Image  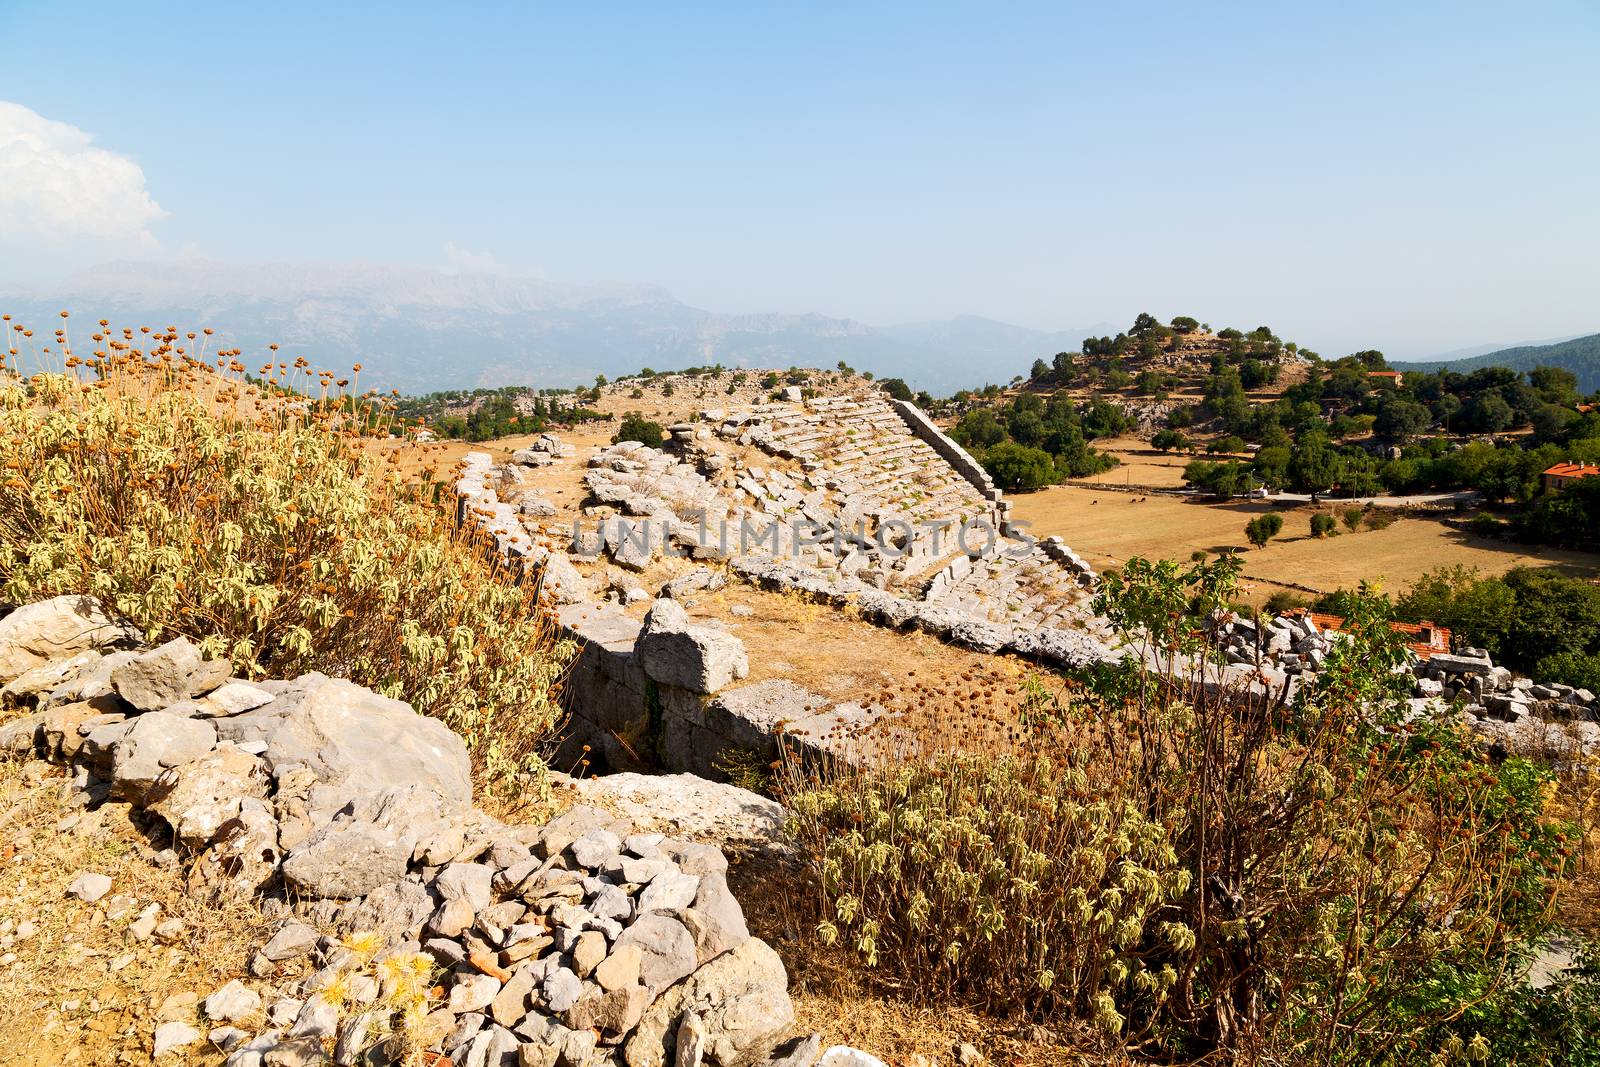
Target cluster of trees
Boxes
[1174,356,1600,546]
[1024,313,1307,395]
[612,412,664,448]
[948,391,1122,490]
[396,386,608,442]
[1378,566,1600,693]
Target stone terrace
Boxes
[453,386,1117,779]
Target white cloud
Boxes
[443,241,505,274]
[0,101,165,246]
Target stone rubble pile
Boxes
[1208,610,1600,758]
[0,595,805,1067]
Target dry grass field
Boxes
[1012,484,1600,605]
[1069,435,1198,488]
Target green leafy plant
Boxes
[0,322,571,788]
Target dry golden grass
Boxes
[1012,484,1600,606]
[0,756,274,1066]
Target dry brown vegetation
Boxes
[0,756,270,1066]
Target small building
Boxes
[1542,461,1600,492]
[1290,610,1452,660]
[1367,370,1404,388]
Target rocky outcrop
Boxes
[0,594,139,682]
[0,595,805,1067]
[637,599,750,695]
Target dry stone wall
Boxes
[0,595,807,1067]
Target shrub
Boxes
[1310,513,1337,538]
[1341,505,1364,533]
[612,412,664,447]
[980,441,1057,491]
[1245,512,1283,548]
[878,377,912,401]
[1151,429,1191,453]
[0,336,570,787]
[1265,589,1310,614]
[1468,512,1505,538]
[783,557,1569,1059]
[1536,651,1600,696]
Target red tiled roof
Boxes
[1367,370,1403,377]
[1543,462,1600,479]
[1286,609,1452,660]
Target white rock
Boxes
[448,974,501,1014]
[153,1021,201,1057]
[204,980,261,1024]
[67,871,112,903]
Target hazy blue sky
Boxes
[1,1,1596,358]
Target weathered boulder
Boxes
[214,674,471,825]
[111,637,230,712]
[281,814,413,900]
[282,783,472,899]
[1,650,102,707]
[148,743,272,847]
[624,937,794,1067]
[190,797,282,897]
[614,913,697,995]
[0,595,138,683]
[563,773,785,851]
[636,600,749,694]
[109,712,219,801]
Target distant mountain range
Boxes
[0,261,1101,395]
[1396,333,1600,392]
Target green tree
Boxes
[1374,397,1432,443]
[612,412,664,447]
[1289,433,1339,499]
[1311,513,1337,538]
[1245,512,1284,548]
[878,377,913,401]
[1151,428,1191,453]
[981,442,1057,491]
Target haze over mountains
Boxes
[0,261,1101,395]
[1395,333,1600,393]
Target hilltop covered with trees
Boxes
[395,385,608,441]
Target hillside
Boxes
[1,261,1093,396]
[1397,332,1600,391]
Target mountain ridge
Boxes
[1395,332,1600,392]
[1,261,1087,395]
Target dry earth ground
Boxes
[1011,484,1600,606]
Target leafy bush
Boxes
[1310,513,1337,537]
[1341,505,1364,532]
[878,377,912,401]
[980,441,1057,491]
[783,558,1569,1059]
[1245,511,1283,547]
[612,412,664,447]
[1151,428,1191,453]
[0,333,570,786]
